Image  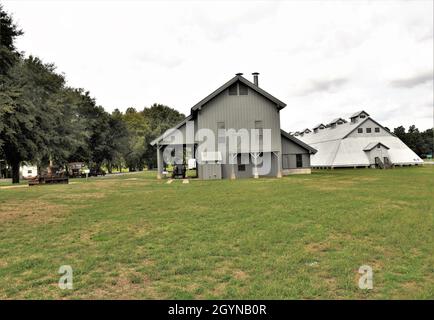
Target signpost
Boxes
[83,169,90,180]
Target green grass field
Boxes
[0,167,433,299]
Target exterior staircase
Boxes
[375,157,385,169]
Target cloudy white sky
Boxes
[3,0,433,131]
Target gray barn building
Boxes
[151,73,316,179]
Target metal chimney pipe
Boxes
[252,72,259,86]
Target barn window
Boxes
[360,114,366,118]
[377,145,381,149]
[375,127,380,132]
[296,154,303,168]
[366,128,372,133]
[351,117,356,123]
[229,83,238,95]
[28,170,32,174]
[358,128,363,133]
[239,82,248,95]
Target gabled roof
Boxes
[301,117,371,144]
[350,110,370,118]
[313,123,325,130]
[342,117,396,139]
[308,136,422,167]
[297,112,421,167]
[191,74,286,112]
[281,130,317,154]
[151,74,287,146]
[329,117,347,124]
[363,142,390,151]
[302,128,312,133]
[299,116,396,145]
[150,114,193,146]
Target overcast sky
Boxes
[3,0,433,131]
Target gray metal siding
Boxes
[281,135,311,169]
[197,83,282,153]
[281,135,311,154]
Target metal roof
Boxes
[281,130,317,154]
[151,74,287,146]
[298,114,422,167]
[307,136,423,167]
[150,114,193,146]
[313,123,325,129]
[363,142,390,151]
[191,74,287,112]
[350,110,370,118]
[301,118,368,144]
[329,117,347,124]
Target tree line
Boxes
[393,125,433,158]
[0,5,184,183]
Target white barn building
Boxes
[296,111,424,168]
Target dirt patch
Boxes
[86,268,161,299]
[0,259,8,268]
[305,242,331,253]
[233,270,248,280]
[305,233,354,254]
[211,282,227,296]
[0,200,69,225]
[214,261,249,281]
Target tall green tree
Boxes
[394,125,433,158]
[0,4,23,78]
[142,103,185,168]
[105,109,129,172]
[0,56,64,183]
[122,107,149,171]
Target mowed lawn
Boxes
[0,167,433,299]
